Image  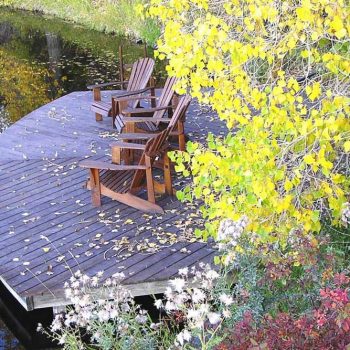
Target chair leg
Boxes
[111,98,118,129]
[125,121,136,163]
[111,146,121,164]
[163,152,173,195]
[89,168,101,206]
[178,121,186,151]
[93,88,103,122]
[145,156,156,204]
[150,77,156,108]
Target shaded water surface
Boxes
[0,7,161,349]
[0,7,161,132]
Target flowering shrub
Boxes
[154,263,229,349]
[39,271,164,350]
[144,0,350,246]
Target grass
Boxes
[0,0,160,44]
[0,7,153,60]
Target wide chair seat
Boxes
[98,169,134,194]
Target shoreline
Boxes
[0,1,159,44]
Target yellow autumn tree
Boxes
[144,0,350,245]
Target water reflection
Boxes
[0,7,161,130]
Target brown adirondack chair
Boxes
[79,95,191,213]
[87,57,155,125]
[113,77,187,151]
[112,76,177,131]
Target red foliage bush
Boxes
[217,275,350,350]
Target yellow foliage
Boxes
[145,0,350,245]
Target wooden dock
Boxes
[0,91,226,311]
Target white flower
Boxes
[150,322,161,330]
[170,278,186,292]
[92,332,100,341]
[174,291,189,306]
[78,294,91,307]
[71,280,79,289]
[223,253,235,266]
[135,313,147,324]
[120,302,130,313]
[206,269,219,280]
[342,202,350,224]
[219,293,234,306]
[187,308,200,321]
[58,334,66,345]
[223,309,231,318]
[104,278,112,287]
[207,312,221,325]
[97,271,104,277]
[217,217,248,243]
[176,332,185,346]
[154,299,163,309]
[98,309,110,322]
[65,287,72,298]
[110,308,119,319]
[91,276,99,286]
[178,267,188,276]
[176,329,191,346]
[81,274,90,284]
[165,301,177,311]
[183,329,191,342]
[36,323,43,332]
[164,286,173,299]
[192,288,206,303]
[51,316,63,332]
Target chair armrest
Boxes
[87,81,129,89]
[122,105,175,115]
[110,142,147,150]
[122,117,172,123]
[79,160,148,170]
[117,133,159,140]
[112,87,153,99]
[114,95,158,103]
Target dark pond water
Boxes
[0,7,163,132]
[0,7,162,349]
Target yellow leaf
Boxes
[284,179,293,192]
[304,154,315,164]
[296,7,312,22]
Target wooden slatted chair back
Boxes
[118,45,149,89]
[140,76,177,132]
[130,95,191,189]
[127,58,155,96]
[146,95,191,158]
[153,76,177,121]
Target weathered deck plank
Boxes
[0,91,226,310]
